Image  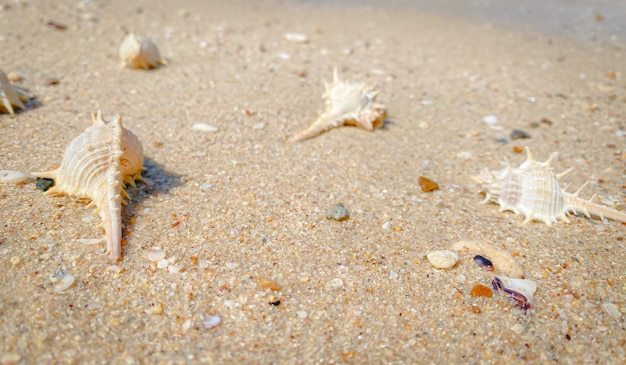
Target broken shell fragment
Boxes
[289,68,386,142]
[0,69,32,115]
[119,32,167,70]
[492,276,537,311]
[427,250,459,269]
[452,240,524,278]
[32,110,144,261]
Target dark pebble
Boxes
[36,178,54,192]
[473,255,494,271]
[510,129,531,140]
[269,300,281,306]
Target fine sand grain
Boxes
[1,0,624,363]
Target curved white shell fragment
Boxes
[452,240,524,278]
[473,147,626,225]
[289,68,386,142]
[0,69,31,115]
[32,110,144,261]
[119,32,166,70]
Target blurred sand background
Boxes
[1,0,625,363]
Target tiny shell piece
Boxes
[427,250,459,269]
[0,69,31,115]
[51,269,75,293]
[32,111,144,261]
[119,32,166,70]
[289,68,386,142]
[284,32,308,43]
[452,240,524,278]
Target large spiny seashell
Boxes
[119,32,166,70]
[32,111,144,261]
[473,147,626,225]
[288,68,386,143]
[0,69,31,115]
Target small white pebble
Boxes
[202,315,221,329]
[427,250,459,269]
[168,264,184,273]
[277,52,291,60]
[106,265,123,273]
[182,319,193,331]
[52,270,75,293]
[483,115,498,125]
[191,123,218,132]
[456,274,466,283]
[157,259,169,269]
[148,248,166,262]
[327,278,344,289]
[79,237,103,245]
[510,323,524,334]
[382,221,391,230]
[284,32,308,43]
[225,262,239,269]
[390,271,399,279]
[296,311,308,319]
[10,256,20,265]
[602,302,621,319]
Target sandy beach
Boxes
[1,0,625,363]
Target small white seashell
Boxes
[289,68,386,142]
[474,147,626,225]
[119,32,167,70]
[0,69,31,115]
[427,250,459,269]
[106,265,123,273]
[284,32,308,43]
[157,258,169,269]
[452,240,524,278]
[191,123,218,132]
[202,315,221,329]
[79,237,104,245]
[147,248,166,262]
[32,111,144,261]
[51,269,75,293]
[167,264,184,273]
[0,170,33,184]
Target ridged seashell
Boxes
[119,32,167,70]
[32,111,144,261]
[289,68,386,142]
[473,147,626,225]
[0,69,31,115]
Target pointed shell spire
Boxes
[0,69,31,115]
[32,111,144,261]
[289,67,386,142]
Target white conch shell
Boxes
[473,147,626,225]
[119,32,167,70]
[289,68,386,142]
[32,111,144,261]
[0,69,31,115]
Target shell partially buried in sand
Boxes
[0,69,31,115]
[289,68,386,142]
[119,32,167,70]
[33,111,144,261]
